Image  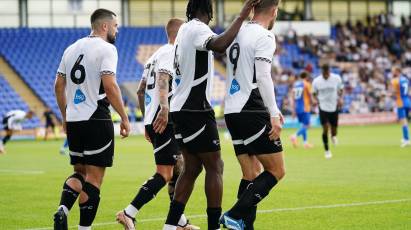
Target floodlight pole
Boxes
[304,0,313,20]
[216,0,225,28]
[18,0,28,27]
[121,0,130,26]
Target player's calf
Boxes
[125,173,167,218]
[54,170,85,230]
[79,182,101,228]
[226,153,285,223]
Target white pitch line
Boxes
[23,198,411,230]
[0,169,44,175]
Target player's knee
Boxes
[80,182,100,205]
[156,165,174,182]
[65,172,85,191]
[183,164,203,179]
[242,167,260,181]
[73,164,86,177]
[158,170,173,182]
[204,158,224,176]
[268,167,285,181]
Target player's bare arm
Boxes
[153,72,170,134]
[206,0,260,53]
[312,91,319,107]
[136,78,147,116]
[102,74,131,138]
[337,88,344,109]
[54,74,67,132]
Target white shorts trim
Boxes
[243,125,266,145]
[154,138,172,154]
[69,151,83,157]
[83,140,112,155]
[232,139,244,145]
[183,125,206,143]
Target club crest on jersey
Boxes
[175,78,181,86]
[74,89,86,104]
[145,93,151,105]
[230,79,240,95]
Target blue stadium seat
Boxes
[0,75,40,129]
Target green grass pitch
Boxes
[0,124,410,229]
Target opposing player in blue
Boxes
[290,71,314,148]
[391,66,410,147]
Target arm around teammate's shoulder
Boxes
[205,0,260,53]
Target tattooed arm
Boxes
[137,78,147,116]
[152,72,170,134]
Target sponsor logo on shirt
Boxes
[74,89,86,104]
[230,79,240,95]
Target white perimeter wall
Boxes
[272,21,331,37]
[0,0,122,28]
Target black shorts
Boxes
[145,124,180,165]
[225,112,283,156]
[319,109,339,127]
[66,120,114,167]
[171,111,221,154]
[2,117,9,131]
[45,120,55,129]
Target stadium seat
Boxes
[0,74,40,129]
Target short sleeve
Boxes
[100,45,118,77]
[141,60,152,81]
[312,80,318,94]
[57,49,67,77]
[255,34,276,63]
[192,22,217,51]
[157,49,175,77]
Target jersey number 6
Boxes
[70,54,86,85]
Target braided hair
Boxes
[186,0,213,21]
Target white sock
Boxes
[58,205,69,216]
[78,226,91,230]
[125,204,139,218]
[178,214,187,226]
[163,224,177,230]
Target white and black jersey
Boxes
[224,22,276,115]
[57,36,118,122]
[224,22,282,156]
[170,19,216,112]
[2,110,26,130]
[312,74,343,112]
[142,44,175,125]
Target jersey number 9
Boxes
[229,43,240,76]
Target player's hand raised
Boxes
[239,0,261,20]
[120,118,131,138]
[153,106,169,134]
[269,115,283,141]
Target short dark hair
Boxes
[300,71,309,79]
[255,0,280,14]
[322,64,330,73]
[90,8,116,27]
[186,0,213,21]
